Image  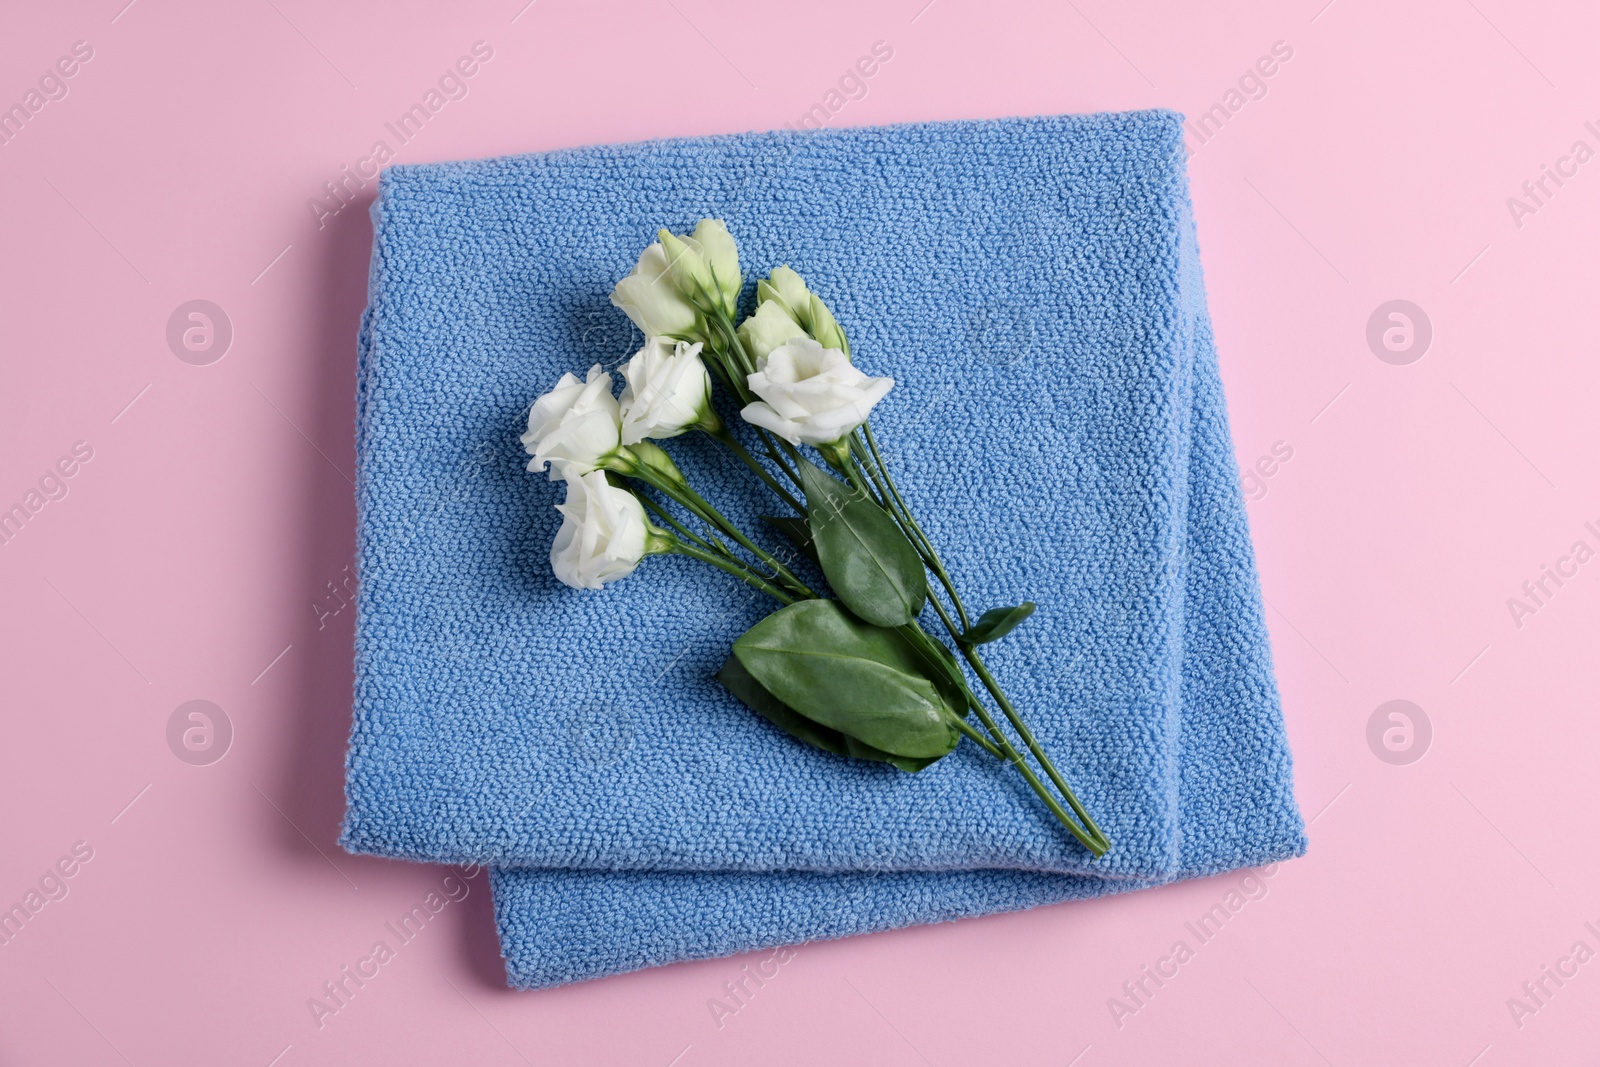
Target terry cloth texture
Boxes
[341,110,1306,989]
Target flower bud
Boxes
[762,266,813,327]
[657,229,712,304]
[807,294,849,356]
[617,439,689,490]
[611,242,700,338]
[690,219,741,312]
[654,220,742,318]
[750,266,850,357]
[737,300,809,363]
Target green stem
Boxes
[851,440,894,506]
[893,623,1003,761]
[759,438,804,493]
[700,316,756,404]
[949,716,1006,761]
[712,427,805,515]
[924,594,1108,853]
[856,427,1108,852]
[894,620,1100,851]
[671,480,815,597]
[700,349,744,406]
[637,489,782,596]
[670,539,797,605]
[622,461,812,596]
[951,710,1104,855]
[959,640,1108,852]
[694,319,805,498]
[856,427,971,631]
[850,440,966,631]
[637,495,718,555]
[711,313,758,380]
[854,449,970,636]
[839,455,875,498]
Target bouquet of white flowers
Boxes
[521,220,1109,856]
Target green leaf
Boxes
[843,735,943,773]
[716,654,848,758]
[961,602,1037,645]
[796,456,927,628]
[758,515,819,567]
[732,600,960,759]
[716,656,943,773]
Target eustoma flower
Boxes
[739,338,893,447]
[521,364,622,477]
[549,470,667,589]
[618,339,720,445]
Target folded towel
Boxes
[341,111,1306,988]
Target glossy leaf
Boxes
[961,602,1037,645]
[732,599,959,759]
[717,656,943,773]
[910,629,973,718]
[844,735,943,773]
[796,457,926,628]
[716,654,848,757]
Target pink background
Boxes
[3,0,1598,1063]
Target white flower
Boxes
[550,470,650,589]
[739,338,893,447]
[737,300,808,363]
[521,364,621,478]
[618,339,716,445]
[610,242,700,337]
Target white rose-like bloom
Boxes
[610,242,700,337]
[549,470,650,589]
[618,338,714,445]
[739,338,894,447]
[520,364,621,478]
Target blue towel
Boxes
[341,111,1306,988]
